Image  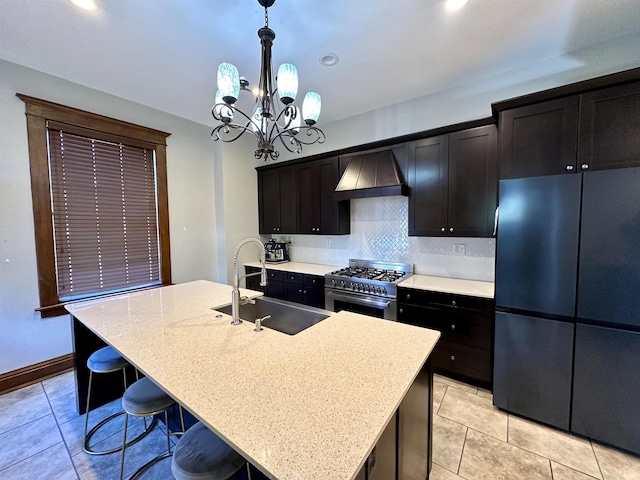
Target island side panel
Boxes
[398,358,433,480]
[72,315,132,414]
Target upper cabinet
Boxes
[408,125,498,237]
[499,97,579,179]
[499,80,640,179]
[258,166,296,234]
[296,156,350,235]
[258,157,350,236]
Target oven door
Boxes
[325,289,397,321]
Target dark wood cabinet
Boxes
[499,80,640,179]
[245,266,325,309]
[397,287,494,389]
[578,81,640,171]
[571,324,640,455]
[258,166,296,234]
[296,156,350,235]
[448,126,498,236]
[499,96,580,179]
[408,125,497,237]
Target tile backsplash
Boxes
[262,196,495,282]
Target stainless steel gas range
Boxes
[325,259,414,321]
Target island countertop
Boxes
[67,280,440,480]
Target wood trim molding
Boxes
[0,354,74,395]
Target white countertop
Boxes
[67,280,439,480]
[245,261,341,276]
[399,274,495,299]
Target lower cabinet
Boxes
[571,324,640,454]
[493,312,574,430]
[245,267,325,309]
[397,287,494,389]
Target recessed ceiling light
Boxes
[319,53,339,67]
[69,0,98,11]
[445,0,469,11]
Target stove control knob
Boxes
[339,280,345,288]
[331,279,336,287]
[364,285,369,293]
[382,287,387,295]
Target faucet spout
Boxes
[231,238,267,326]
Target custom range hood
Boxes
[334,149,408,200]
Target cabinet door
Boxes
[296,157,350,235]
[448,125,498,237]
[499,96,579,179]
[318,157,349,234]
[408,135,449,236]
[577,168,640,328]
[572,324,640,455]
[258,167,296,234]
[296,162,320,233]
[493,312,574,430]
[579,81,640,171]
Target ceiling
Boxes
[1,0,640,128]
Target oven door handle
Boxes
[326,290,391,308]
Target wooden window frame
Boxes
[18,94,172,317]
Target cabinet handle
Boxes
[449,227,454,233]
[581,164,589,170]
[399,308,404,314]
[566,165,574,171]
[299,289,303,293]
[450,355,455,361]
[441,227,446,232]
[303,290,307,294]
[451,300,456,306]
[406,293,411,299]
[451,324,456,330]
[493,206,499,236]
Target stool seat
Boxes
[122,377,174,415]
[172,422,246,480]
[87,346,129,373]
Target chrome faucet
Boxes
[231,238,268,326]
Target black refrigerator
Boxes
[493,168,640,454]
[493,174,580,430]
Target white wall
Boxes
[0,59,219,374]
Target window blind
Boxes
[48,128,161,301]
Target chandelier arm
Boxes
[211,122,261,144]
[212,103,268,143]
[270,126,326,146]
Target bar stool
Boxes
[84,346,155,455]
[171,422,250,480]
[119,376,185,480]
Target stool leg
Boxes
[247,463,252,480]
[164,410,171,454]
[83,370,93,449]
[120,413,129,480]
[178,405,186,434]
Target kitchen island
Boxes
[68,280,440,480]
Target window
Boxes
[19,94,172,317]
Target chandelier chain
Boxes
[264,6,269,27]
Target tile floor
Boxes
[0,370,639,479]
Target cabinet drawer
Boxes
[303,274,324,288]
[284,272,304,285]
[432,340,492,384]
[266,270,284,283]
[398,304,492,349]
[398,288,493,315]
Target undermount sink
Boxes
[216,296,331,335]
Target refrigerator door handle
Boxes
[493,206,499,236]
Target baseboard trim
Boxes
[0,353,74,395]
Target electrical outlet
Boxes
[453,244,466,256]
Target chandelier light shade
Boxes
[210,0,326,161]
[277,63,298,104]
[217,63,240,104]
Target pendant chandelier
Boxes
[211,0,326,161]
